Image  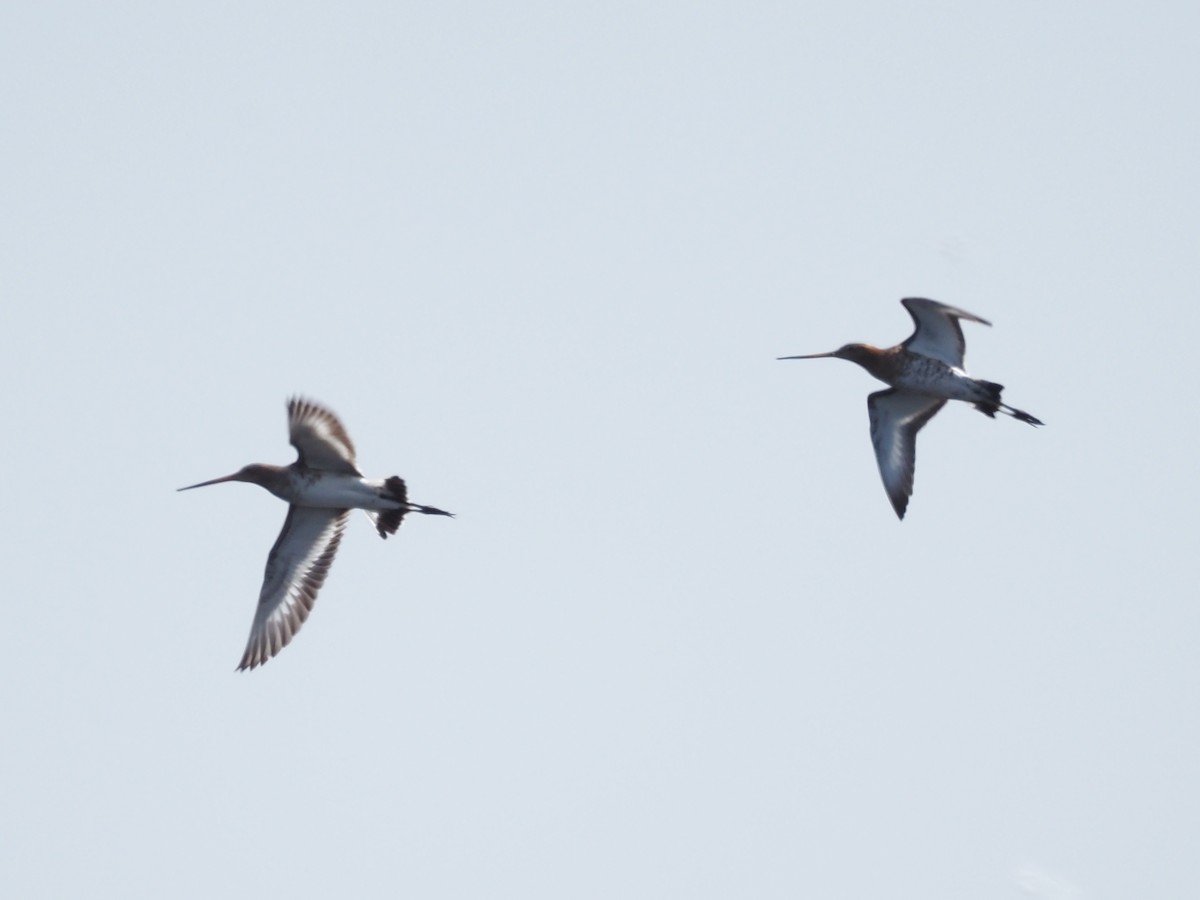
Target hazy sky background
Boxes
[3,3,1198,898]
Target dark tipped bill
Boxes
[177,473,241,491]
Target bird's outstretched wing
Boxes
[900,297,990,368]
[288,397,361,475]
[868,388,945,519]
[239,506,350,670]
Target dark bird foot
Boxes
[1010,409,1044,426]
[413,504,454,517]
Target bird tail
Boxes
[383,475,409,505]
[370,476,454,540]
[973,380,1044,426]
[972,381,1003,418]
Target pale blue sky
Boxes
[3,3,1198,898]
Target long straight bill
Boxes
[777,351,838,360]
[177,473,241,491]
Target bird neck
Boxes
[839,344,896,382]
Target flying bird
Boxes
[179,397,453,670]
[779,297,1042,519]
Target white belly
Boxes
[288,474,401,511]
